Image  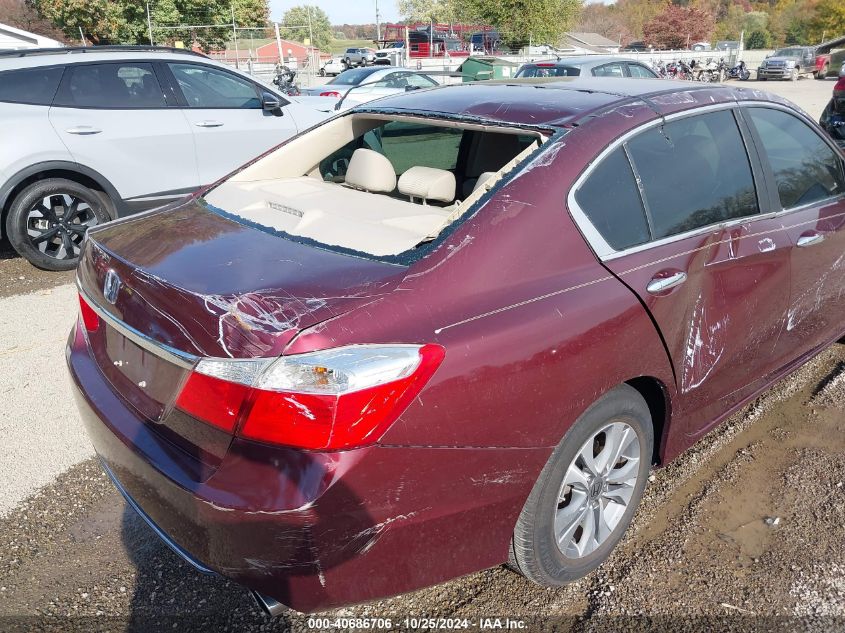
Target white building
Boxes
[0,22,64,50]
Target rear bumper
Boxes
[67,322,547,612]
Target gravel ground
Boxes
[0,77,842,632]
[0,283,92,516]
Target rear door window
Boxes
[745,107,845,209]
[55,63,167,108]
[592,63,625,77]
[574,147,650,250]
[0,66,63,105]
[168,63,260,108]
[626,109,759,240]
[627,63,657,78]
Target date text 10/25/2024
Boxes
[305,618,527,630]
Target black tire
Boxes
[6,178,111,271]
[509,384,653,585]
[816,64,829,80]
[319,68,326,77]
[344,57,351,68]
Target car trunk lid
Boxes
[76,201,407,474]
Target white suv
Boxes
[0,46,331,270]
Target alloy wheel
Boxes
[25,193,99,261]
[554,421,641,558]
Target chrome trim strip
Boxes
[98,457,216,575]
[77,282,199,370]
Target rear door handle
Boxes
[646,271,687,295]
[195,120,224,128]
[797,232,825,248]
[65,126,102,135]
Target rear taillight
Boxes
[835,77,845,94]
[320,90,341,97]
[175,345,445,450]
[78,293,99,331]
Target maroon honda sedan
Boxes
[67,78,845,614]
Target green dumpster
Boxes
[458,57,520,82]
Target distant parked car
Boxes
[0,46,331,270]
[516,56,659,79]
[319,56,346,77]
[300,66,439,105]
[691,41,711,51]
[343,47,376,67]
[757,46,817,81]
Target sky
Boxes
[268,0,401,25]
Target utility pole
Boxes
[231,6,239,69]
[375,0,381,42]
[274,22,283,66]
[146,1,154,46]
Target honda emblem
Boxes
[103,269,121,305]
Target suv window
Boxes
[626,109,759,239]
[0,66,63,105]
[746,107,845,209]
[55,63,166,108]
[575,147,650,250]
[168,63,260,108]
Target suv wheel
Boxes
[6,178,111,271]
[344,57,352,67]
[816,63,829,79]
[509,384,653,585]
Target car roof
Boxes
[359,77,789,129]
[522,55,647,67]
[0,46,217,71]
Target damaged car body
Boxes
[66,78,845,613]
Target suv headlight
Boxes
[786,60,796,67]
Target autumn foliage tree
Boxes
[643,4,715,50]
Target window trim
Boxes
[52,60,173,110]
[739,103,845,215]
[567,102,768,261]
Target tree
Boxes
[31,0,267,48]
[32,0,146,44]
[397,0,460,23]
[808,0,845,42]
[460,0,582,49]
[642,4,715,49]
[576,3,633,45]
[281,5,332,51]
[746,29,772,48]
[0,0,66,41]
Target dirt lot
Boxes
[0,78,842,632]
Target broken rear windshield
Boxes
[203,114,549,264]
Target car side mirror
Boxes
[405,85,421,92]
[262,92,283,115]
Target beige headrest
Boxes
[472,172,496,193]
[398,166,456,203]
[345,148,396,193]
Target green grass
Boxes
[329,39,376,55]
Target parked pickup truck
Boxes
[757,46,816,80]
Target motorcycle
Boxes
[666,60,694,81]
[725,60,751,81]
[694,58,721,82]
[272,66,300,96]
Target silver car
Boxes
[516,56,660,79]
[300,66,439,106]
[0,46,331,270]
[343,47,376,67]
